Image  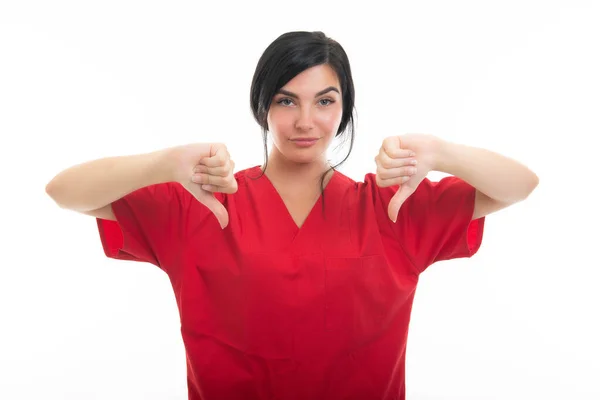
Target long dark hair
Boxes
[249,31,356,205]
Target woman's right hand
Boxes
[168,143,238,229]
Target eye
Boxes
[319,98,334,106]
[276,98,294,106]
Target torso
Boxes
[176,166,420,400]
[98,164,484,400]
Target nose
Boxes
[294,106,314,131]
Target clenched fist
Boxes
[169,143,237,229]
[375,134,441,222]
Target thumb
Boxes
[200,194,229,229]
[388,184,414,223]
[186,184,230,229]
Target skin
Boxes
[264,64,344,193]
[261,63,539,225]
[46,64,538,230]
[375,133,539,222]
[194,65,538,228]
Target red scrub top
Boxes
[96,165,484,400]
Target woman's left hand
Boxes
[374,133,442,222]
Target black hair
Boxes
[249,31,356,208]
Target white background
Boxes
[1,1,599,399]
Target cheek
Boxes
[267,110,291,134]
[316,109,343,133]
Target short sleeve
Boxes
[96,182,193,273]
[365,174,485,274]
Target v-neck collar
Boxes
[245,165,344,238]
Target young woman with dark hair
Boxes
[46,31,538,400]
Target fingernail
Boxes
[410,159,417,165]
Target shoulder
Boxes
[205,165,260,204]
[227,165,262,196]
[358,172,470,197]
[346,172,475,221]
[233,165,262,186]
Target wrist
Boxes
[150,147,179,183]
[433,138,454,173]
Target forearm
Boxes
[46,147,175,212]
[435,140,539,203]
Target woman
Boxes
[46,31,539,400]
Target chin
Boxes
[271,138,330,165]
[284,153,320,164]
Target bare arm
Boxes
[435,140,539,219]
[45,148,175,220]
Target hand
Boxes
[169,143,237,229]
[375,134,441,222]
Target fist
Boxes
[170,143,237,229]
[375,134,440,222]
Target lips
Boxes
[290,137,319,147]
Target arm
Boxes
[435,140,539,219]
[45,148,175,219]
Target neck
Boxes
[264,150,333,189]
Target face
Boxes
[267,64,343,165]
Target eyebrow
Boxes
[276,86,340,98]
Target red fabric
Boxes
[96,166,485,400]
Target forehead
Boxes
[279,64,340,94]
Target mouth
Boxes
[290,137,320,141]
[290,137,320,147]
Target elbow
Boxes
[46,182,59,207]
[527,171,540,195]
[45,179,56,200]
[45,180,55,197]
[504,171,539,204]
[519,171,539,202]
[45,178,65,208]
